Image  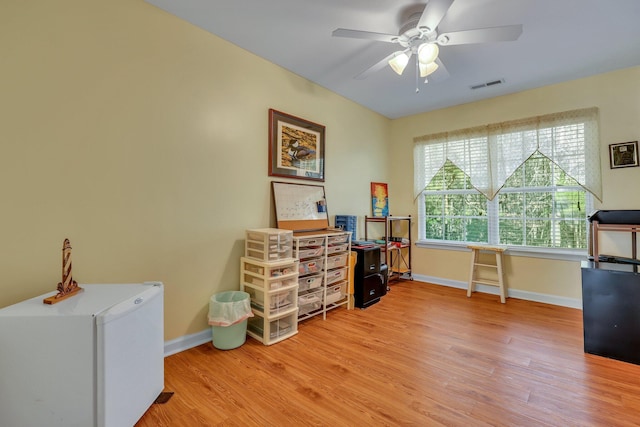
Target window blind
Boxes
[414,107,601,202]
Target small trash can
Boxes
[208,291,253,350]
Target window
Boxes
[414,108,600,251]
[422,154,591,248]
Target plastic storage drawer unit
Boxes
[240,256,299,345]
[245,228,293,261]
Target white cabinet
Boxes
[293,230,351,321]
[240,257,299,345]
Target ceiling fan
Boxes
[332,0,523,91]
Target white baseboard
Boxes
[411,274,583,310]
[164,328,211,357]
[163,276,583,356]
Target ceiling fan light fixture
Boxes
[388,51,410,75]
[417,43,439,64]
[419,61,439,78]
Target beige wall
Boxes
[0,0,390,340]
[390,66,640,300]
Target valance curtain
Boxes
[413,107,601,201]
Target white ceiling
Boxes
[145,0,640,119]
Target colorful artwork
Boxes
[371,182,389,217]
[277,123,320,175]
[269,109,325,181]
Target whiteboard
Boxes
[272,182,330,231]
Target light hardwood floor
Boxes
[137,280,640,426]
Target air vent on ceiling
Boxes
[470,79,505,90]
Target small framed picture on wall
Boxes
[609,141,639,169]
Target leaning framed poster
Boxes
[268,109,325,181]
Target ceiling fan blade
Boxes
[437,24,523,45]
[417,0,454,32]
[354,52,397,80]
[332,28,398,43]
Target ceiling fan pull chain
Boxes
[415,57,420,93]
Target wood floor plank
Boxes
[137,280,640,426]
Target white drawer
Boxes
[326,253,348,269]
[297,246,324,259]
[296,236,325,247]
[327,234,349,244]
[326,267,347,285]
[299,258,324,276]
[298,274,323,292]
[327,243,349,254]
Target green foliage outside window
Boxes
[423,153,588,249]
